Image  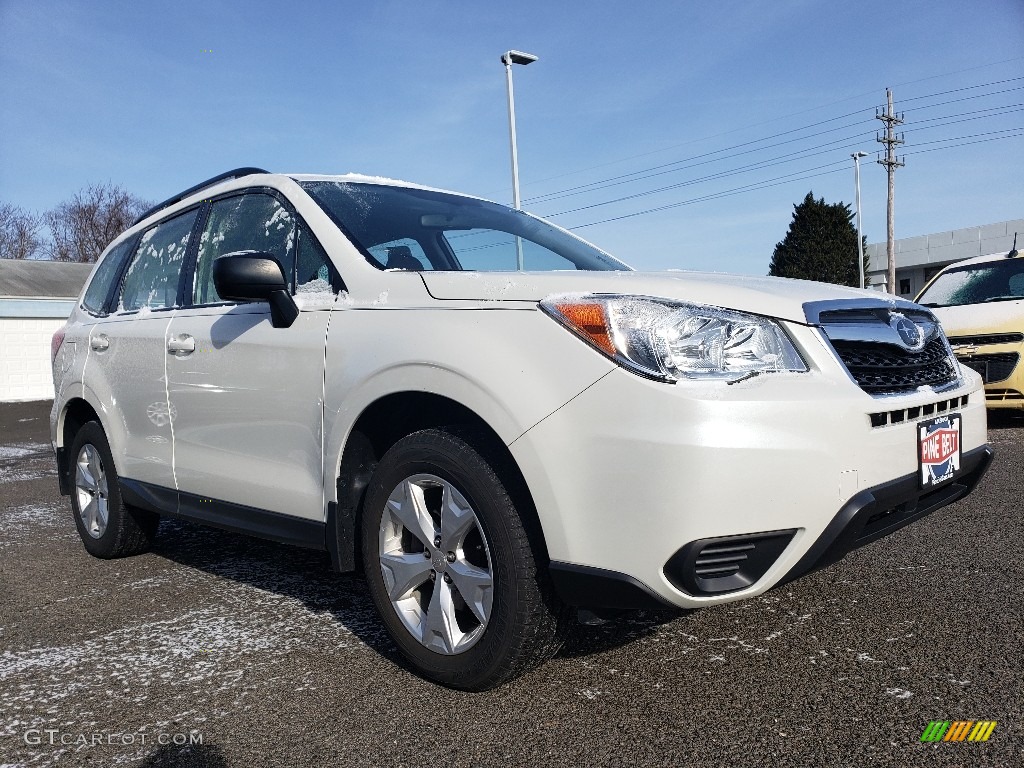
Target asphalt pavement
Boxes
[1,399,1021,767]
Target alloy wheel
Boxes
[378,473,494,654]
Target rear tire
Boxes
[361,427,568,690]
[68,421,159,559]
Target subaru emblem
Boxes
[889,312,925,351]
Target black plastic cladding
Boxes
[664,530,797,596]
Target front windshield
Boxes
[300,181,630,272]
[917,258,1024,307]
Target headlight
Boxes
[540,293,807,383]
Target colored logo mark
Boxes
[920,720,997,742]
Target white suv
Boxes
[51,168,993,689]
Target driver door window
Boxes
[193,193,296,305]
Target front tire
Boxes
[361,428,567,690]
[68,421,159,558]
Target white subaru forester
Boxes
[51,168,993,690]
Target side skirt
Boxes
[119,478,327,551]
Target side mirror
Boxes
[212,251,299,328]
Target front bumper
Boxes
[547,445,993,610]
[510,358,990,610]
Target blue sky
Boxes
[1,0,1021,274]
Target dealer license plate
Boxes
[918,414,962,489]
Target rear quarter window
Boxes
[82,238,135,315]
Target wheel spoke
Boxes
[82,496,98,534]
[447,560,493,625]
[75,471,94,493]
[440,484,476,550]
[76,456,96,491]
[423,576,462,653]
[387,481,437,549]
[87,449,104,491]
[95,497,109,531]
[379,551,434,601]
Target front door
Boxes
[165,191,336,521]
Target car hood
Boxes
[420,270,896,325]
[928,300,1024,337]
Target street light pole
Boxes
[501,49,537,270]
[852,151,868,289]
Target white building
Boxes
[1,260,92,402]
[866,218,1022,298]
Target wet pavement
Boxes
[1,399,1021,767]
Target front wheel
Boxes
[361,428,567,690]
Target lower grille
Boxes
[958,352,1019,384]
[869,394,970,428]
[665,530,796,596]
[830,337,959,393]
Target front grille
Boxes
[664,530,796,596]
[957,352,1019,384]
[948,332,1024,346]
[830,337,959,394]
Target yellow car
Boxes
[916,243,1024,410]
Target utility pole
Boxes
[852,151,868,289]
[876,88,904,295]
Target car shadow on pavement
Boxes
[138,741,228,768]
[148,516,677,669]
[559,608,686,658]
[148,518,410,668]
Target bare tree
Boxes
[45,183,152,263]
[0,202,44,259]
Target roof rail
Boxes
[132,167,270,225]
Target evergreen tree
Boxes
[769,191,867,286]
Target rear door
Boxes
[165,190,338,522]
[83,208,199,490]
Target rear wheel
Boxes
[68,421,159,558]
[361,428,567,690]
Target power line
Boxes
[904,127,1024,154]
[525,84,1024,207]
[558,130,1023,232]
[524,116,875,205]
[514,60,1024,193]
[566,167,850,230]
[898,75,1024,104]
[542,142,870,217]
[538,109,1022,219]
[902,84,1024,113]
[904,102,1024,127]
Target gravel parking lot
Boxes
[1,399,1021,767]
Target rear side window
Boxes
[82,238,134,315]
[118,210,198,312]
[193,193,295,305]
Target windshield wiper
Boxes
[982,296,1024,303]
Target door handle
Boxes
[90,334,109,352]
[167,334,196,354]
